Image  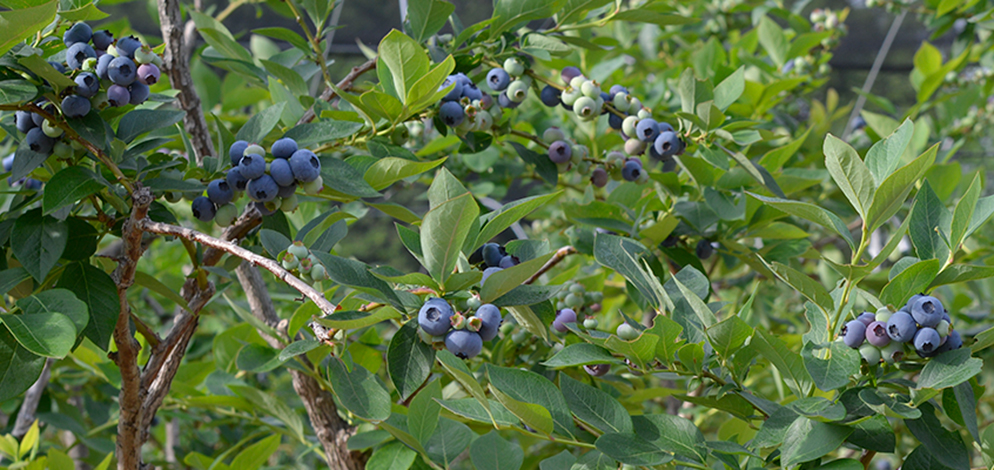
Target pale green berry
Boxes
[565,293,583,308]
[53,141,72,158]
[637,108,652,120]
[606,151,626,168]
[583,318,598,329]
[107,44,120,57]
[581,80,601,98]
[91,91,109,110]
[507,80,528,102]
[503,58,525,76]
[215,203,238,226]
[628,97,642,114]
[467,296,482,309]
[543,127,566,143]
[302,176,323,195]
[859,344,881,364]
[569,75,586,89]
[635,169,650,184]
[622,116,639,136]
[556,161,570,173]
[42,120,63,138]
[310,263,327,281]
[134,47,157,65]
[280,193,299,212]
[875,309,893,323]
[244,144,265,157]
[81,57,97,72]
[617,323,639,340]
[476,110,493,131]
[881,342,905,364]
[297,257,313,275]
[936,319,950,337]
[561,87,581,106]
[281,252,299,270]
[613,92,629,109]
[287,241,309,259]
[573,96,597,119]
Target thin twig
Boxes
[842,11,906,140]
[297,58,377,125]
[525,246,577,284]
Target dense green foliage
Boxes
[1,0,994,469]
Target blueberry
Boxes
[636,118,660,142]
[910,295,943,328]
[226,167,249,192]
[207,179,234,205]
[654,131,681,158]
[591,167,608,187]
[608,112,624,130]
[561,66,582,85]
[621,160,642,182]
[439,75,465,102]
[108,57,137,85]
[288,149,321,182]
[15,111,36,132]
[66,42,96,70]
[271,137,298,159]
[63,23,93,46]
[277,183,296,198]
[865,321,891,347]
[95,54,114,81]
[128,82,150,105]
[445,329,483,359]
[23,128,54,154]
[74,72,100,98]
[880,342,905,364]
[61,94,91,118]
[936,330,962,354]
[540,85,561,107]
[695,239,714,259]
[498,92,520,109]
[608,85,628,97]
[548,140,572,164]
[624,138,646,156]
[572,96,598,119]
[439,101,464,127]
[584,364,610,376]
[238,153,266,179]
[137,63,160,85]
[191,196,216,222]
[49,61,67,74]
[107,84,130,107]
[475,304,502,341]
[269,157,295,187]
[914,327,940,355]
[886,311,916,342]
[419,298,454,336]
[116,36,141,59]
[91,30,114,50]
[874,460,892,470]
[229,140,249,167]
[482,243,503,267]
[859,344,881,364]
[251,201,276,216]
[462,83,483,101]
[616,322,639,340]
[2,155,12,172]
[481,266,503,285]
[658,121,675,134]
[246,174,278,202]
[857,312,876,326]
[841,320,866,348]
[554,308,577,333]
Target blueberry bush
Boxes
[0,0,993,469]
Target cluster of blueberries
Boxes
[468,242,521,286]
[278,240,329,283]
[417,298,503,359]
[840,294,963,364]
[553,280,602,315]
[2,155,42,190]
[436,71,502,133]
[190,137,323,225]
[13,22,161,159]
[550,305,636,377]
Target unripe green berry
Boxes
[287,241,309,259]
[302,176,323,195]
[42,120,63,138]
[543,127,566,143]
[53,141,72,158]
[622,116,639,136]
[573,96,597,119]
[561,87,581,106]
[281,252,300,270]
[637,108,652,120]
[580,80,601,98]
[569,75,586,89]
[565,293,583,308]
[859,344,881,364]
[391,126,410,145]
[467,296,482,309]
[507,80,528,102]
[310,263,327,281]
[82,57,97,72]
[628,97,642,114]
[503,58,524,76]
[244,144,265,157]
[936,319,951,337]
[617,323,639,340]
[612,93,629,109]
[215,203,238,226]
[280,194,299,212]
[583,318,598,329]
[134,47,156,65]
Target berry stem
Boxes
[509,128,550,149]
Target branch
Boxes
[157,0,215,163]
[11,358,54,439]
[525,246,577,285]
[202,206,262,267]
[139,219,337,315]
[297,58,377,125]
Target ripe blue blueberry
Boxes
[271,138,298,159]
[207,179,234,205]
[481,267,503,285]
[288,149,321,182]
[61,94,91,118]
[2,155,12,172]
[654,131,681,158]
[49,61,67,74]
[462,83,483,101]
[128,82,150,105]
[914,327,940,355]
[116,36,142,59]
[191,196,216,222]
[91,30,114,50]
[269,157,295,187]
[936,330,962,354]
[841,320,866,348]
[95,54,113,81]
[137,63,160,85]
[66,43,96,70]
[445,330,483,359]
[696,239,714,259]
[584,364,610,376]
[636,118,660,142]
[226,167,249,192]
[24,128,54,154]
[865,320,891,347]
[475,304,502,341]
[561,66,582,85]
[277,183,296,198]
[621,160,642,182]
[482,243,503,267]
[608,112,624,130]
[439,101,464,127]
[15,111,36,132]
[247,174,279,202]
[886,311,916,342]
[236,153,264,180]
[499,255,516,269]
[63,23,93,46]
[108,57,137,85]
[229,141,249,167]
[608,84,628,97]
[553,308,577,333]
[540,85,561,107]
[857,312,876,326]
[74,72,100,98]
[548,140,572,164]
[910,295,943,328]
[591,167,608,187]
[438,75,464,102]
[419,298,454,336]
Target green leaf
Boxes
[191,11,253,62]
[312,307,403,330]
[490,0,567,36]
[950,173,981,250]
[865,143,937,233]
[326,357,391,421]
[407,0,455,43]
[767,260,834,317]
[593,233,659,307]
[230,435,281,470]
[476,192,563,249]
[16,288,87,335]
[404,55,457,115]
[865,118,913,185]
[713,66,744,110]
[360,90,404,121]
[470,431,524,470]
[116,109,186,143]
[388,321,435,401]
[706,315,752,359]
[595,433,672,466]
[258,228,291,259]
[824,134,874,220]
[748,193,855,250]
[631,414,707,462]
[424,418,474,466]
[367,441,417,470]
[541,343,618,368]
[0,0,57,57]
[909,181,952,261]
[436,350,494,424]
[509,141,557,186]
[490,385,555,435]
[58,2,109,21]
[610,8,697,27]
[486,363,577,438]
[320,157,382,198]
[802,341,860,392]
[560,374,632,434]
[901,445,956,470]
[277,339,320,362]
[0,267,30,295]
[436,398,519,427]
[42,166,104,216]
[11,209,67,283]
[283,120,364,148]
[0,325,46,402]
[0,80,37,105]
[0,312,75,357]
[235,344,283,373]
[58,263,116,350]
[780,418,853,468]
[235,102,287,144]
[671,275,716,328]
[879,259,941,307]
[251,27,309,50]
[752,329,813,397]
[557,0,611,25]
[918,348,982,390]
[479,251,555,303]
[377,29,428,103]
[408,378,442,447]
[364,157,446,191]
[847,414,895,453]
[757,16,788,67]
[421,192,479,285]
[905,403,971,470]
